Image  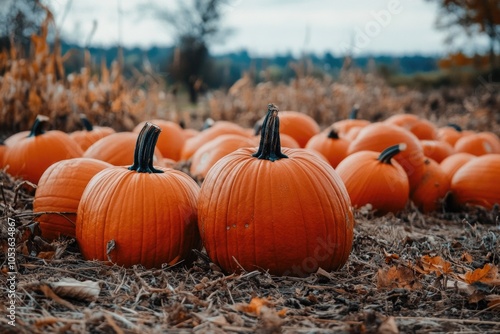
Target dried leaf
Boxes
[461,252,473,263]
[377,266,422,290]
[383,249,400,264]
[236,297,272,316]
[418,255,452,277]
[485,295,500,310]
[39,284,76,310]
[461,264,500,285]
[48,277,100,302]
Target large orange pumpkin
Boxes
[348,122,426,192]
[454,132,500,156]
[421,140,454,163]
[69,114,116,151]
[437,124,464,147]
[3,115,84,184]
[76,123,201,268]
[336,144,409,214]
[34,158,112,240]
[450,154,500,210]
[198,104,354,277]
[331,106,370,137]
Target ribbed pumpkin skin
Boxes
[70,126,116,151]
[3,131,83,184]
[198,147,354,277]
[451,154,500,209]
[76,166,201,268]
[410,159,450,213]
[348,123,425,191]
[454,132,500,156]
[83,132,163,166]
[335,150,409,214]
[278,111,321,147]
[190,134,255,179]
[439,152,475,181]
[34,158,112,240]
[421,140,455,163]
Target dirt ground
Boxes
[0,168,499,334]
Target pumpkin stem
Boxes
[349,105,360,119]
[378,143,406,164]
[128,122,164,173]
[252,103,288,162]
[446,123,462,132]
[79,114,94,131]
[327,128,340,139]
[28,115,50,137]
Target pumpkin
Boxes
[348,122,426,192]
[0,143,6,168]
[198,104,354,277]
[305,128,350,168]
[439,152,476,182]
[183,128,200,140]
[83,132,163,166]
[421,140,454,163]
[4,130,30,146]
[133,119,186,161]
[450,154,500,210]
[253,122,300,148]
[278,111,321,147]
[384,113,419,129]
[190,134,255,180]
[336,144,409,214]
[331,106,370,137]
[3,115,84,184]
[76,122,201,268]
[410,158,450,213]
[437,124,464,147]
[180,121,250,161]
[385,114,437,140]
[454,132,500,156]
[69,114,116,151]
[34,158,112,240]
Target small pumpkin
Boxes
[69,114,116,151]
[437,124,464,147]
[421,139,454,163]
[410,158,450,213]
[133,119,186,161]
[198,104,354,277]
[336,144,409,214]
[348,122,426,192]
[76,122,201,268]
[34,158,112,240]
[190,134,255,180]
[3,115,84,184]
[454,132,500,156]
[83,132,163,166]
[180,121,250,161]
[385,114,437,140]
[331,106,370,137]
[450,154,500,210]
[277,111,321,147]
[305,128,350,168]
[439,152,476,182]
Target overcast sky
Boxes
[49,0,489,57]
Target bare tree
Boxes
[428,0,500,69]
[0,0,47,53]
[152,0,234,104]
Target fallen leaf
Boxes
[383,249,400,264]
[461,252,473,263]
[48,277,100,302]
[461,264,500,285]
[40,284,76,310]
[485,295,500,310]
[377,266,422,290]
[236,297,272,316]
[418,255,452,277]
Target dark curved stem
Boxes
[80,114,94,131]
[252,104,288,162]
[327,128,340,139]
[446,123,462,132]
[349,105,359,119]
[378,143,406,164]
[128,122,164,173]
[28,115,50,137]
